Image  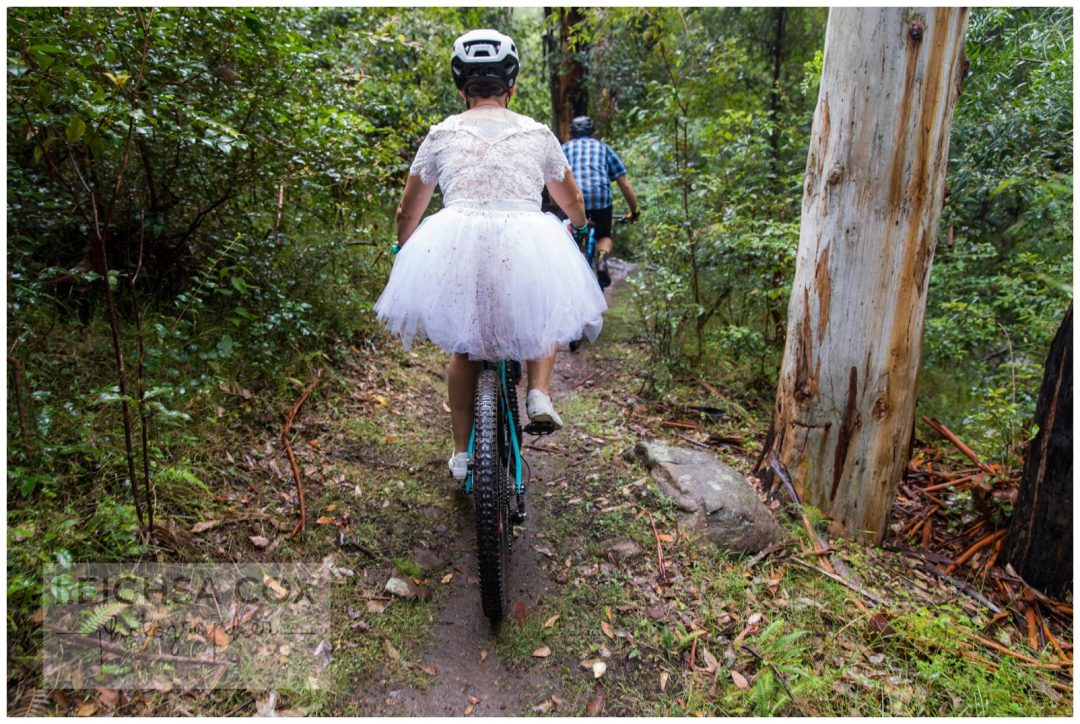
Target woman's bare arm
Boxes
[396,174,437,245]
[546,172,587,228]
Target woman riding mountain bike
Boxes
[374,29,605,479]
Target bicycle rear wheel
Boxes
[472,368,510,622]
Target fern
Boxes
[77,601,129,635]
[20,688,49,717]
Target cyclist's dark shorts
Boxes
[586,206,613,240]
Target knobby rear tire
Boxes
[473,368,510,623]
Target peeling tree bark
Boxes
[759,8,969,543]
[1003,305,1072,599]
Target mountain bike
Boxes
[462,360,554,623]
[569,214,633,352]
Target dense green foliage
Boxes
[922,7,1073,463]
[590,8,826,390]
[4,5,538,649]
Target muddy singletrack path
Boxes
[362,267,628,717]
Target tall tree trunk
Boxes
[545,7,589,141]
[1003,304,1072,599]
[757,8,969,543]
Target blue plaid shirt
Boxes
[562,137,628,210]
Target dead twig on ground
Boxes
[44,624,234,667]
[284,368,324,538]
[571,374,595,390]
[741,644,807,716]
[790,558,887,608]
[922,417,997,475]
[647,511,668,582]
[944,529,1006,575]
[673,432,712,450]
[884,543,1003,614]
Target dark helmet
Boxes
[570,116,595,137]
[450,29,519,91]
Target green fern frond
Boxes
[77,601,129,635]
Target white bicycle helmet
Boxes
[450,29,519,90]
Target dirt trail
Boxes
[367,268,626,717]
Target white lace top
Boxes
[409,107,570,208]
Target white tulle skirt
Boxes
[375,200,607,361]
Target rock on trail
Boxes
[633,439,781,553]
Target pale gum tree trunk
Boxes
[762,8,969,543]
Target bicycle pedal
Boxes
[524,421,557,436]
[511,509,527,524]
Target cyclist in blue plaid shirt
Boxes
[562,116,639,288]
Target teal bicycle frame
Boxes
[463,360,524,500]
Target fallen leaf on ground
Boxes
[315,516,335,525]
[76,701,97,717]
[479,650,488,662]
[657,532,674,543]
[532,646,551,658]
[463,704,475,716]
[95,688,118,709]
[383,640,400,661]
[731,670,750,689]
[592,661,607,678]
[543,614,561,629]
[249,535,270,549]
[207,624,229,648]
[410,662,437,677]
[441,572,453,584]
[601,621,614,639]
[366,600,385,614]
[700,646,719,673]
[660,672,669,691]
[263,576,289,600]
[532,700,555,713]
[191,520,220,534]
[532,543,555,557]
[585,685,605,716]
[468,696,479,705]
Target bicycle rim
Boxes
[472,368,510,622]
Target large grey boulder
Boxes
[634,440,781,553]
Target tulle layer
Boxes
[375,207,607,361]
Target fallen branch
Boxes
[884,543,1002,614]
[768,452,835,560]
[790,558,887,608]
[922,417,996,475]
[922,474,978,494]
[647,511,668,582]
[662,419,705,431]
[673,432,712,451]
[571,374,595,390]
[744,541,784,570]
[44,624,234,667]
[283,368,324,538]
[944,529,1006,574]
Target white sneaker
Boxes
[448,452,469,481]
[526,389,564,430]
